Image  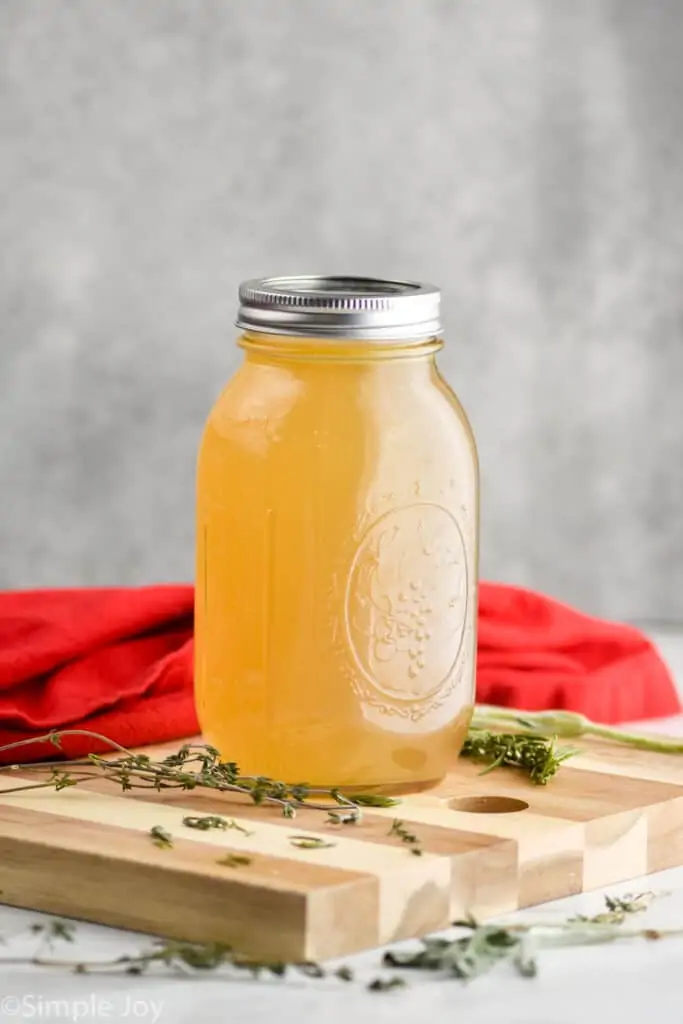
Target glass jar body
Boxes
[194,334,479,791]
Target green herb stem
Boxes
[460,730,577,784]
[289,835,336,850]
[388,819,423,855]
[0,892,678,988]
[0,731,398,824]
[472,706,683,755]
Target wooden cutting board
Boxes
[1,735,683,962]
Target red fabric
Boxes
[476,585,680,723]
[0,586,196,764]
[0,583,678,764]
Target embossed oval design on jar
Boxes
[344,503,469,704]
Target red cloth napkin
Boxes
[0,583,678,763]
[476,585,680,723]
[0,586,195,764]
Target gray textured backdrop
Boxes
[1,0,682,622]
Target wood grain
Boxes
[0,734,682,960]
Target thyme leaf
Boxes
[149,825,173,849]
[327,810,358,825]
[289,835,336,850]
[0,731,379,823]
[368,976,406,992]
[0,891,676,990]
[460,730,577,784]
[388,819,423,855]
[216,853,252,868]
[471,705,683,755]
[182,815,253,836]
[571,891,656,925]
[350,794,401,808]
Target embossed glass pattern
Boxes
[194,277,479,791]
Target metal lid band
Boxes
[236,276,441,341]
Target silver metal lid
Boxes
[236,275,441,340]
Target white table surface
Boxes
[2,628,683,1024]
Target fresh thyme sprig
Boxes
[471,705,683,755]
[2,704,678,820]
[0,892,675,989]
[460,730,578,785]
[571,891,656,925]
[388,819,423,856]
[0,731,399,822]
[381,891,665,981]
[383,922,536,980]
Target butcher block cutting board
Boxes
[1,735,683,961]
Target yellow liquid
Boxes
[195,334,479,790]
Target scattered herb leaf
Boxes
[296,961,326,978]
[368,976,406,992]
[182,815,253,836]
[389,819,423,856]
[31,920,75,943]
[216,853,252,868]
[348,794,401,808]
[289,835,336,850]
[149,825,173,849]
[183,815,228,831]
[49,921,75,943]
[2,890,680,990]
[572,892,656,925]
[50,769,78,791]
[327,810,358,825]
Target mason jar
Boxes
[194,276,479,792]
